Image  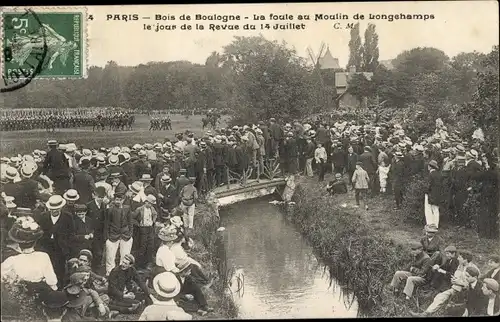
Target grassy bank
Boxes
[290,176,499,317]
[1,201,238,321]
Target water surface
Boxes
[220,197,359,319]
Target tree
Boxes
[347,23,363,70]
[347,73,375,106]
[393,47,449,76]
[221,35,314,123]
[362,23,379,72]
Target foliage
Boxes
[221,35,315,123]
[362,23,379,72]
[347,73,375,103]
[347,23,363,70]
[291,182,414,317]
[398,175,427,225]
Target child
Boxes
[378,161,391,193]
[351,161,370,210]
[326,173,348,195]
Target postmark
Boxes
[1,6,87,88]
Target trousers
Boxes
[305,158,314,177]
[136,227,154,269]
[426,288,457,313]
[425,194,440,228]
[390,270,426,297]
[180,204,195,229]
[105,238,133,275]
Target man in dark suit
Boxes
[42,140,70,195]
[69,203,94,257]
[426,160,443,228]
[72,158,96,204]
[268,118,283,158]
[212,138,226,186]
[430,245,460,291]
[18,164,40,209]
[34,195,73,289]
[389,152,405,209]
[359,146,377,196]
[86,186,108,271]
[346,146,359,188]
[420,224,443,259]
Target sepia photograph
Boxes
[0,1,499,320]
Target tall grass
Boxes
[291,183,432,317]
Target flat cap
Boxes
[483,278,499,292]
[444,245,457,253]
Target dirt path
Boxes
[299,175,498,269]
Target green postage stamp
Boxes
[1,7,88,79]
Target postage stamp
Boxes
[1,7,87,80]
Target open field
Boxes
[0,114,229,156]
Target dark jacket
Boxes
[159,184,178,212]
[408,251,432,278]
[43,148,70,178]
[359,151,376,174]
[465,280,488,316]
[19,179,40,209]
[72,169,96,204]
[420,235,442,256]
[427,169,443,205]
[304,141,316,158]
[347,152,359,173]
[108,266,149,300]
[70,215,94,255]
[34,211,72,258]
[104,205,133,242]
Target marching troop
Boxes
[1,114,499,320]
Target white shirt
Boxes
[491,268,500,279]
[315,147,327,163]
[487,297,496,316]
[50,215,60,239]
[1,251,58,287]
[155,245,179,273]
[142,207,153,227]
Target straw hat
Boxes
[63,189,80,202]
[161,175,172,183]
[46,195,67,210]
[128,181,143,195]
[108,155,119,165]
[153,272,181,299]
[428,160,439,170]
[5,167,18,181]
[140,174,153,182]
[146,194,156,205]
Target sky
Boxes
[80,1,499,67]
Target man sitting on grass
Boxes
[107,254,151,314]
[389,241,432,301]
[326,173,347,196]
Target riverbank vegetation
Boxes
[290,177,499,317]
[0,201,238,321]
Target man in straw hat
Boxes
[62,189,80,214]
[18,161,40,209]
[1,216,58,292]
[35,195,72,289]
[95,168,114,200]
[110,172,127,197]
[140,271,192,320]
[42,139,71,195]
[2,166,23,207]
[389,241,432,300]
[425,160,442,228]
[107,253,151,314]
[179,177,198,230]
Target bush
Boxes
[399,175,426,224]
[291,183,414,317]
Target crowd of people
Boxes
[0,114,499,319]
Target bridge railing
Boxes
[224,156,283,191]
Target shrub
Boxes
[399,175,426,224]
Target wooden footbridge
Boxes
[211,158,287,206]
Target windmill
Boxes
[307,42,331,110]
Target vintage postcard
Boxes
[0,1,499,321]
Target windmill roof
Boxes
[318,48,340,70]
